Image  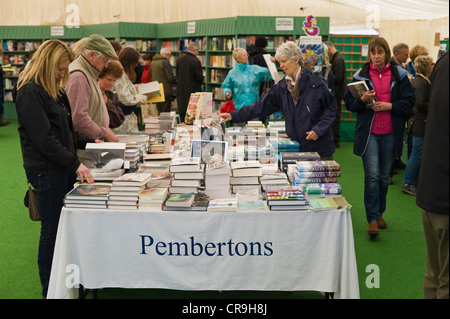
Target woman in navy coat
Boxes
[344,37,415,236]
[219,41,337,159]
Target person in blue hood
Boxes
[222,47,272,110]
[219,41,337,159]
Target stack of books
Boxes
[137,163,172,188]
[265,189,308,211]
[259,172,289,189]
[138,187,168,210]
[108,173,152,210]
[116,134,150,152]
[229,161,262,193]
[143,116,161,133]
[169,157,204,194]
[64,184,111,209]
[204,162,231,199]
[293,160,341,186]
[207,198,238,212]
[280,152,320,172]
[124,148,141,171]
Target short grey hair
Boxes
[275,41,303,66]
[160,48,171,56]
[187,42,199,52]
[393,43,409,55]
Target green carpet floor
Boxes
[0,120,426,299]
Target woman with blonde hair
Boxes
[13,39,94,298]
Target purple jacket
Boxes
[230,69,337,157]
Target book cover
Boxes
[191,140,227,164]
[235,187,260,201]
[207,198,238,212]
[304,183,342,195]
[112,173,152,186]
[297,160,341,172]
[165,192,196,207]
[237,200,266,212]
[163,193,210,211]
[135,81,160,96]
[184,93,202,125]
[65,184,111,200]
[308,196,352,211]
[347,80,374,107]
[82,142,126,181]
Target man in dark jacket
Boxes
[150,48,177,114]
[325,41,346,148]
[416,51,449,299]
[176,42,203,122]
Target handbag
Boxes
[24,182,40,221]
[261,71,273,98]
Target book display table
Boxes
[47,207,360,299]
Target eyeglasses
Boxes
[96,52,110,65]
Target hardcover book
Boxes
[347,80,374,107]
[207,198,238,212]
[165,192,196,207]
[307,196,352,211]
[65,184,111,201]
[82,142,126,181]
[112,173,152,186]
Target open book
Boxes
[347,80,374,107]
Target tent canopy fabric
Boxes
[0,0,448,26]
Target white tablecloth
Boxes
[47,207,359,299]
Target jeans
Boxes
[361,133,395,224]
[26,172,76,298]
[403,136,424,186]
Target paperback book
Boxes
[165,192,196,207]
[347,80,374,107]
[207,198,238,212]
[304,183,342,195]
[307,196,352,211]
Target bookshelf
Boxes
[1,17,331,117]
[328,34,378,122]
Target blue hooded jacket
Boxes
[230,68,337,157]
[222,62,272,110]
[343,63,415,157]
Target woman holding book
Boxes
[13,39,94,298]
[113,47,148,133]
[219,41,337,160]
[343,37,415,237]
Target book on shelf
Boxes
[304,183,342,195]
[165,192,196,207]
[307,196,352,211]
[347,80,374,107]
[207,198,238,212]
[237,200,266,212]
[112,173,152,186]
[163,193,209,211]
[65,184,111,201]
